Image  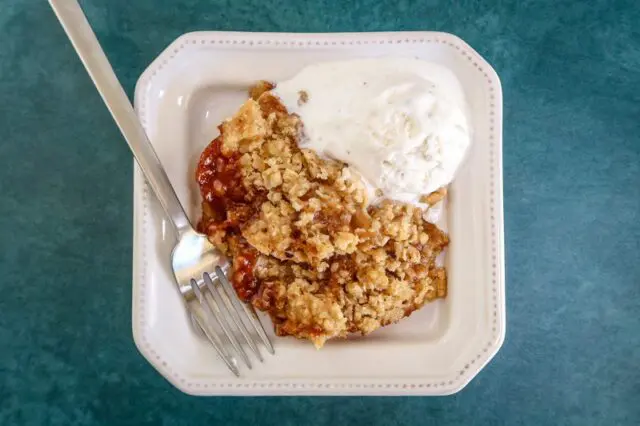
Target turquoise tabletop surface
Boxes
[1,0,639,424]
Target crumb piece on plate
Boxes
[298,90,309,105]
[420,187,448,206]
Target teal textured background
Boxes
[1,0,639,425]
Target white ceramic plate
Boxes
[132,31,505,396]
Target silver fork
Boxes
[50,0,274,376]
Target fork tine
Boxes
[201,290,253,369]
[215,266,275,355]
[204,273,263,362]
[189,313,205,338]
[189,280,240,376]
[197,277,253,369]
[190,308,240,377]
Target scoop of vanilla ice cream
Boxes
[274,58,471,205]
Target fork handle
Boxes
[49,0,192,237]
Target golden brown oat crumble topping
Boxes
[420,187,448,206]
[196,81,449,348]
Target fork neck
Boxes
[170,210,194,239]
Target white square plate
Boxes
[132,31,505,396]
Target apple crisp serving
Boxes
[196,82,449,348]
